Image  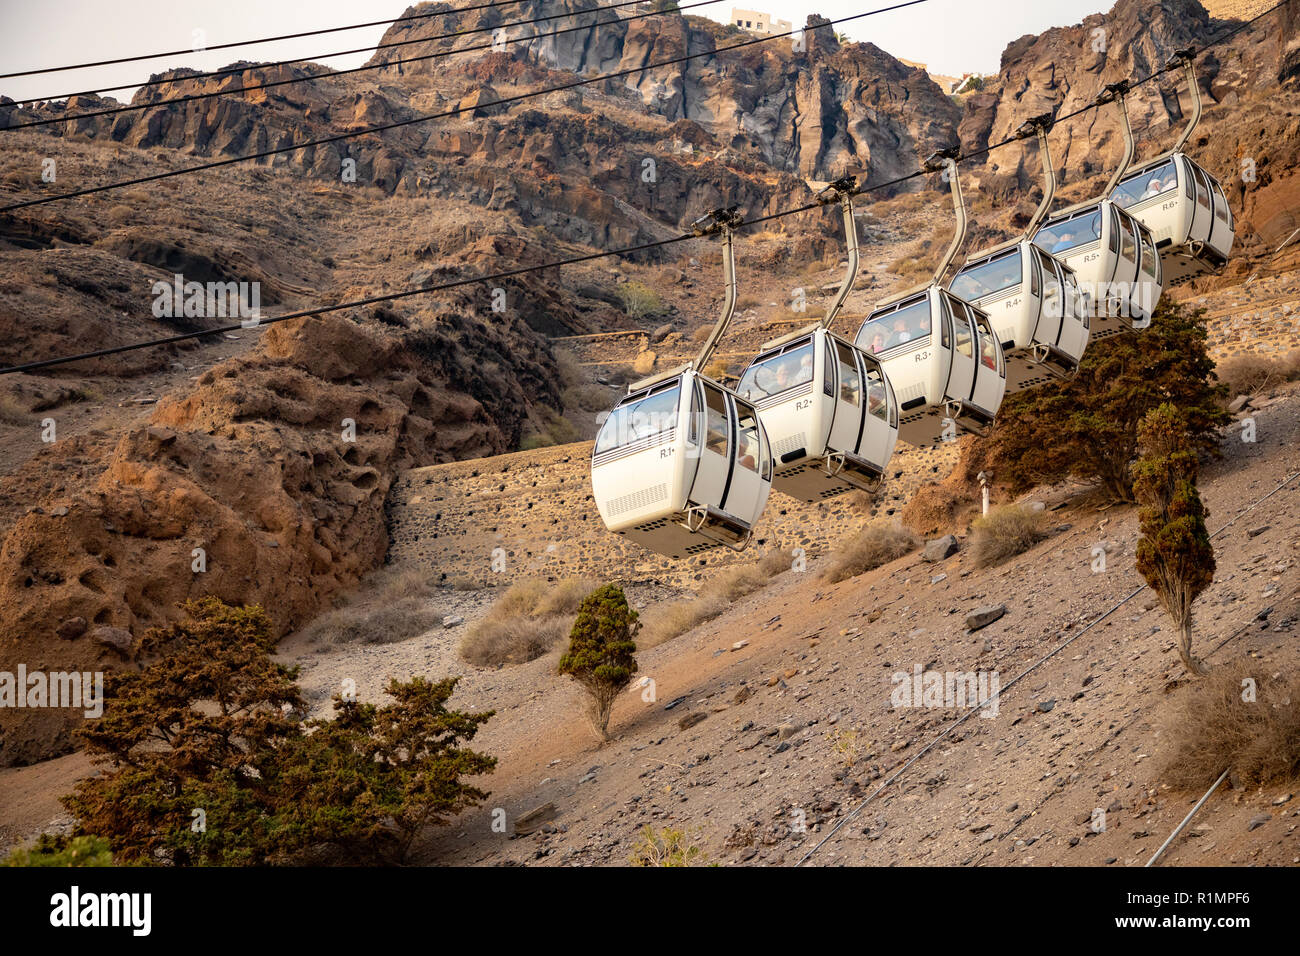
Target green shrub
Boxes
[1133,403,1215,676]
[3,835,114,867]
[988,300,1229,502]
[62,598,494,865]
[558,584,638,741]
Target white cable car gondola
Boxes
[854,149,1007,447]
[1031,82,1165,339]
[1108,48,1234,283]
[948,114,1091,392]
[735,177,899,502]
[591,207,774,559]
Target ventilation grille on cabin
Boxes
[773,433,808,458]
[609,483,668,517]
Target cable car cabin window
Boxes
[1030,254,1040,296]
[1185,164,1195,199]
[1035,209,1103,256]
[952,307,974,358]
[865,367,889,421]
[736,407,761,474]
[973,312,1001,374]
[703,384,729,456]
[862,298,933,355]
[1191,166,1211,212]
[835,341,861,406]
[737,341,814,401]
[1119,214,1137,264]
[1111,160,1178,207]
[1108,207,1121,255]
[595,383,680,455]
[1211,181,1230,222]
[1140,232,1159,279]
[951,250,1022,301]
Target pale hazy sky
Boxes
[0,0,1115,105]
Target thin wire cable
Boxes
[0,1,929,213]
[0,0,537,80]
[6,0,706,122]
[0,0,1284,373]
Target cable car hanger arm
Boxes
[1018,113,1057,239]
[690,206,745,373]
[930,147,967,288]
[817,176,861,332]
[1169,47,1202,155]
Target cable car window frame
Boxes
[1035,207,1104,257]
[1139,230,1159,280]
[736,338,815,403]
[860,295,933,357]
[734,402,763,475]
[594,381,681,456]
[1119,211,1138,264]
[951,303,974,359]
[1111,159,1178,207]
[835,340,861,407]
[1108,206,1120,255]
[951,249,1023,301]
[1210,178,1231,223]
[972,310,1004,377]
[1191,165,1212,211]
[701,382,730,458]
[865,364,889,422]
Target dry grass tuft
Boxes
[1161,665,1300,790]
[459,576,595,667]
[302,599,440,645]
[821,521,917,584]
[640,561,784,649]
[968,503,1049,569]
[1215,351,1300,397]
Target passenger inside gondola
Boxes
[951,252,1022,300]
[1036,211,1102,256]
[737,342,814,400]
[1111,159,1177,207]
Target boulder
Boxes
[923,534,959,562]
[965,604,1007,631]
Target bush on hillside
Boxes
[987,300,1228,502]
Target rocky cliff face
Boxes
[959,0,1300,256]
[366,3,961,183]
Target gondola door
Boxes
[726,397,770,517]
[693,379,732,509]
[942,296,977,407]
[827,337,863,455]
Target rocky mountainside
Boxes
[0,0,1296,767]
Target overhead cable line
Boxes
[0,0,1284,374]
[0,0,540,80]
[0,1,930,213]
[5,0,716,124]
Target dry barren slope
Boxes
[413,383,1300,867]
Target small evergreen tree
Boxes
[989,300,1228,502]
[1132,404,1216,676]
[63,598,495,865]
[558,584,638,742]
